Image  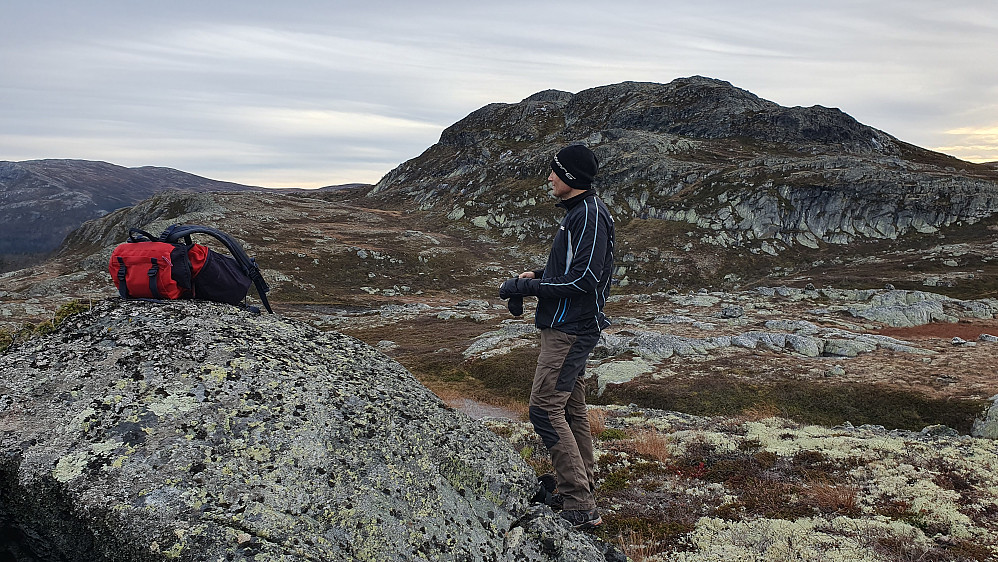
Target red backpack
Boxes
[109,225,272,313]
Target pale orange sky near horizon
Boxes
[2,1,996,188]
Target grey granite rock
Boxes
[0,299,619,561]
[822,337,878,357]
[463,306,933,363]
[972,395,998,440]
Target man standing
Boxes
[499,144,614,531]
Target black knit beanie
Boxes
[551,144,598,189]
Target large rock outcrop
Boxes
[369,77,998,255]
[0,299,620,561]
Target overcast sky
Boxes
[2,1,996,188]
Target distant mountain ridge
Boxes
[0,159,262,258]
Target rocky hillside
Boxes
[369,76,998,293]
[0,159,262,263]
[0,299,624,561]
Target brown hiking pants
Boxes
[528,328,599,511]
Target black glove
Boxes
[499,278,519,299]
[507,296,523,317]
[499,278,532,317]
[499,277,538,299]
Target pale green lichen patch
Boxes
[743,419,908,460]
[148,394,198,417]
[90,440,121,455]
[672,515,934,562]
[199,363,229,383]
[52,452,89,482]
[71,407,98,432]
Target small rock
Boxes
[720,305,744,318]
[823,339,876,357]
[920,424,958,437]
[951,337,967,345]
[933,534,958,547]
[979,333,998,343]
[591,358,655,396]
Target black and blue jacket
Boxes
[529,190,615,335]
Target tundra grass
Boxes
[594,377,988,434]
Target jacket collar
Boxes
[556,189,592,211]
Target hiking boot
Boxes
[559,508,603,531]
[537,473,557,493]
[531,473,562,508]
[545,492,564,511]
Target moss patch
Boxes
[596,377,988,433]
[2,300,93,353]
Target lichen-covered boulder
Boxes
[972,395,998,439]
[0,299,618,561]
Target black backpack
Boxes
[109,224,273,314]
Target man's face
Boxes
[548,170,573,199]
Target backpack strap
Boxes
[128,228,157,243]
[160,224,273,313]
[116,256,129,298]
[147,257,163,300]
